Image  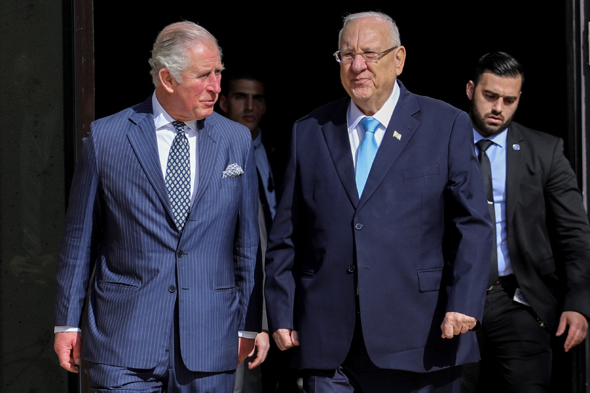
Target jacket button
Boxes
[347,265,356,273]
[354,223,363,230]
[168,285,177,293]
[177,250,184,258]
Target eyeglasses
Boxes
[333,46,398,64]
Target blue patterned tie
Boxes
[166,121,191,231]
[356,117,381,196]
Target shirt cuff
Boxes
[238,331,258,339]
[54,326,82,333]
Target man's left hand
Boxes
[238,337,256,365]
[556,311,588,352]
[247,331,270,369]
[441,312,477,338]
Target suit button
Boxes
[168,285,176,293]
[354,223,363,230]
[177,250,184,258]
[347,265,356,273]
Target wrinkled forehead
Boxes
[187,43,222,70]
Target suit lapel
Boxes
[192,117,218,211]
[126,98,175,220]
[358,83,420,208]
[321,98,360,206]
[505,123,524,225]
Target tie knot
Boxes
[359,117,380,135]
[172,121,186,134]
[476,139,493,152]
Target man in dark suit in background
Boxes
[220,73,301,393]
[220,73,278,231]
[53,21,260,392]
[264,11,493,393]
[461,51,590,393]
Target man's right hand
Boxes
[272,328,300,351]
[54,332,82,373]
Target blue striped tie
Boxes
[356,117,381,196]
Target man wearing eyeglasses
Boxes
[264,11,492,393]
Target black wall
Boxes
[95,1,567,157]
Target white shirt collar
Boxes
[347,80,400,133]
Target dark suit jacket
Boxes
[504,122,590,332]
[264,81,493,373]
[54,98,260,372]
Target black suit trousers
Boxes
[461,286,552,393]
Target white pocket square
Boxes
[222,163,244,178]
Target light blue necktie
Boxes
[166,121,191,231]
[355,117,381,197]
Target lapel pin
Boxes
[393,131,402,140]
[512,144,520,151]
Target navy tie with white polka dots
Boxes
[166,121,191,231]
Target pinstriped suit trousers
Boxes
[88,302,236,392]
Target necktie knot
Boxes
[476,139,493,153]
[172,121,186,135]
[359,117,381,135]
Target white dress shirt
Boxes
[347,81,401,167]
[153,93,199,201]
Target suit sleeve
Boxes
[235,140,262,332]
[264,124,300,334]
[545,138,590,318]
[54,130,101,327]
[444,111,493,322]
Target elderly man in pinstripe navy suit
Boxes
[53,21,260,392]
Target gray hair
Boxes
[338,11,401,48]
[149,21,222,86]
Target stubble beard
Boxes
[470,102,515,138]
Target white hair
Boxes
[338,11,401,48]
[149,21,222,86]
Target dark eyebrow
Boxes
[482,89,518,100]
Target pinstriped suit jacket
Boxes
[54,97,260,372]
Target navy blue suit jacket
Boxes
[264,82,493,372]
[54,98,260,372]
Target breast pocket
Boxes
[221,175,242,189]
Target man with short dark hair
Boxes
[53,21,260,392]
[220,73,301,393]
[220,73,277,227]
[462,51,590,393]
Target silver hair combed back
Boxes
[338,11,401,48]
[149,21,222,86]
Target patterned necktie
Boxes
[476,139,499,287]
[166,121,191,231]
[356,117,381,197]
